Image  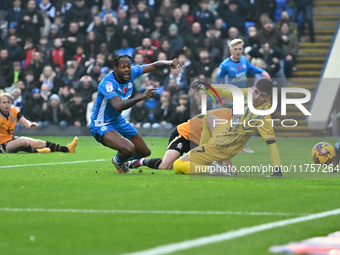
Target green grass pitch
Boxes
[1,136,340,255]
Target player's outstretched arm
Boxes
[19,117,38,129]
[141,59,183,74]
[109,88,157,112]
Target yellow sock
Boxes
[173,158,212,175]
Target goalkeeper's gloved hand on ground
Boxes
[190,79,211,90]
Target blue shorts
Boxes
[335,139,340,152]
[89,117,138,144]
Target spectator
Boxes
[84,31,101,59]
[159,39,175,60]
[47,25,60,48]
[115,8,128,32]
[256,19,289,49]
[244,25,259,52]
[175,93,190,125]
[117,38,135,57]
[184,22,205,60]
[73,75,98,104]
[214,18,228,39]
[150,16,168,41]
[122,14,144,49]
[163,68,189,93]
[192,0,215,33]
[98,66,109,83]
[65,0,91,34]
[193,48,216,78]
[99,0,118,19]
[223,27,243,58]
[24,87,45,121]
[90,4,100,19]
[87,61,102,81]
[152,91,177,129]
[11,87,24,113]
[129,95,152,128]
[86,92,97,127]
[180,3,194,24]
[6,35,24,62]
[159,0,174,25]
[292,0,315,43]
[51,38,65,71]
[39,65,62,94]
[62,21,85,61]
[135,37,159,64]
[57,0,72,22]
[134,1,152,34]
[203,37,222,66]
[0,48,14,87]
[61,64,78,89]
[24,70,39,92]
[40,93,71,127]
[36,36,50,61]
[205,25,224,53]
[15,80,30,101]
[256,12,270,31]
[86,16,105,41]
[68,93,87,127]
[151,52,170,85]
[4,0,23,31]
[12,61,24,86]
[18,0,44,45]
[254,57,280,80]
[280,23,299,78]
[245,0,276,22]
[217,0,247,36]
[170,8,191,36]
[58,86,73,106]
[162,23,184,57]
[23,38,35,70]
[275,10,299,37]
[98,43,112,67]
[38,0,56,22]
[27,51,44,81]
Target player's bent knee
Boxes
[173,159,183,174]
[120,144,135,157]
[141,147,151,157]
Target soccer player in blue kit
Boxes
[215,38,271,153]
[90,54,183,174]
[214,38,270,88]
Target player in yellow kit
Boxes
[0,93,77,153]
[173,79,282,177]
[127,108,233,170]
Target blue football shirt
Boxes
[214,56,264,88]
[91,65,143,127]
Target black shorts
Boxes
[167,128,199,156]
[0,136,18,153]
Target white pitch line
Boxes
[124,208,340,255]
[0,159,107,169]
[0,208,308,216]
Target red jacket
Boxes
[51,48,65,71]
[24,49,35,70]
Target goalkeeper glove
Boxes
[191,79,212,90]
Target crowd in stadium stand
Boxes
[0,0,312,130]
